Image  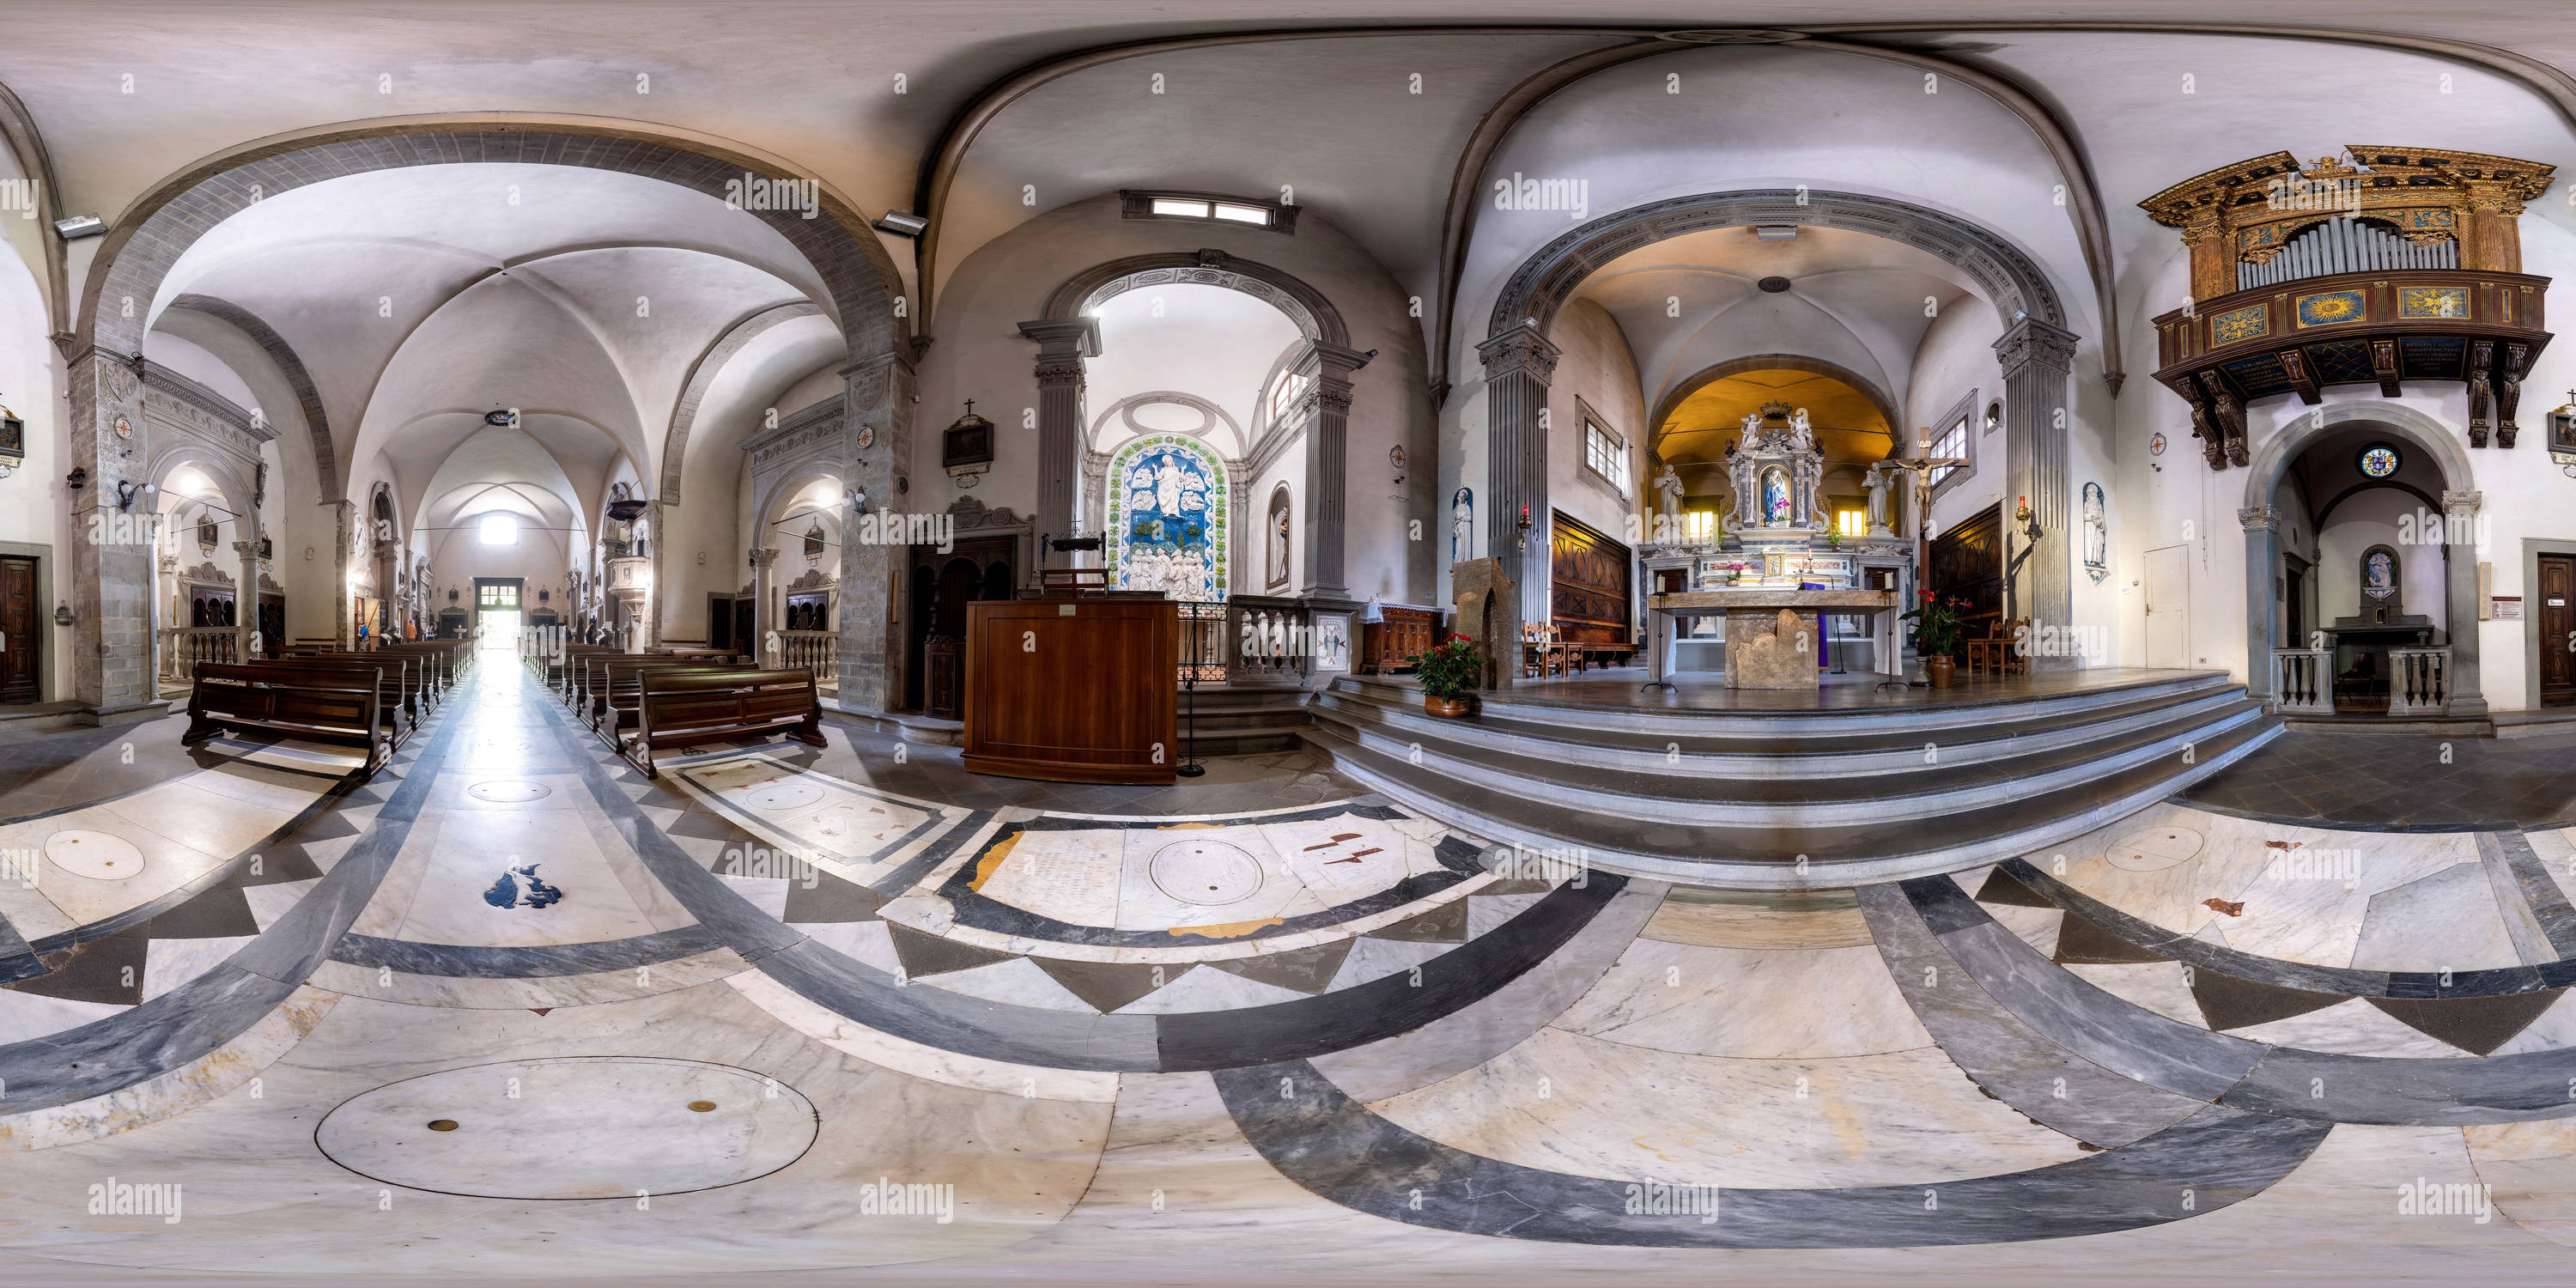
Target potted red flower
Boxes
[1407,634,1484,717]
[1899,591,1971,689]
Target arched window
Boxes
[1107,434,1228,601]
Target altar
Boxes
[1633,400,1914,689]
[1647,588,1900,688]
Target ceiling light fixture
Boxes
[1753,225,1798,240]
[873,210,928,238]
[52,215,105,240]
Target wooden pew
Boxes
[386,640,469,694]
[551,644,622,703]
[184,662,391,773]
[586,655,746,745]
[283,649,428,733]
[623,667,827,779]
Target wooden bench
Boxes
[184,662,391,773]
[287,649,430,727]
[381,641,468,696]
[550,644,623,703]
[623,667,827,778]
[586,655,747,745]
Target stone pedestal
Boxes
[1725,609,1824,689]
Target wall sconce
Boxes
[54,602,72,627]
[114,479,139,511]
[65,465,87,494]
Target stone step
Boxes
[1317,678,2251,777]
[1303,707,2281,889]
[1329,669,2237,740]
[1312,690,2268,827]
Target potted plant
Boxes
[1408,634,1484,717]
[1899,591,1971,689]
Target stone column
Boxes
[838,351,918,712]
[1995,317,2081,671]
[750,546,781,664]
[232,538,261,659]
[2239,505,2282,702]
[1477,325,1560,629]
[63,349,161,720]
[2443,489,2488,715]
[1018,319,1099,553]
[1294,341,1373,603]
[331,500,356,647]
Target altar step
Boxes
[1303,671,2280,889]
[1179,685,1314,756]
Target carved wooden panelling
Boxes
[1929,503,2004,624]
[1549,510,1632,645]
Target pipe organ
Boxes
[2142,147,2555,468]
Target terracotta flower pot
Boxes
[1423,695,1471,718]
[1926,656,1956,689]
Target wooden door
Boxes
[0,556,36,703]
[2283,557,2306,652]
[2540,554,2576,706]
[2144,544,2190,669]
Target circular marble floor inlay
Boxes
[743,781,823,811]
[467,780,552,803]
[2106,825,2206,872]
[1150,840,1266,906]
[44,829,143,881]
[318,1057,817,1200]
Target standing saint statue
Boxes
[1652,465,1686,541]
[1450,486,1473,564]
[1863,466,1893,537]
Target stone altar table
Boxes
[1647,589,1901,689]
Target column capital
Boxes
[1017,317,1101,358]
[2238,504,2283,534]
[2442,489,2484,516]
[1475,325,1559,384]
[1993,316,2081,377]
[750,546,781,568]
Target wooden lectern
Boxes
[963,596,1176,784]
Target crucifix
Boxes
[1872,432,1965,686]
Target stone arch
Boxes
[164,295,337,507]
[1029,249,1366,600]
[2238,400,2482,714]
[61,120,904,714]
[1477,188,2077,635]
[1042,251,1350,347]
[1085,390,1242,449]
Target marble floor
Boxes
[5,661,2576,1285]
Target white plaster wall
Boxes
[2312,488,2449,635]
[1911,301,2005,542]
[0,146,69,699]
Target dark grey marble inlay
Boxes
[329,925,727,978]
[1857,884,2209,1147]
[1212,1058,2333,1247]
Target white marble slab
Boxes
[2062,963,2205,1028]
[1553,939,1931,1059]
[2223,998,2471,1058]
[725,969,1117,1103]
[2348,860,2519,973]
[917,957,1099,1013]
[1113,963,1310,1014]
[1367,1026,2087,1188]
[0,992,129,1046]
[143,935,256,1003]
